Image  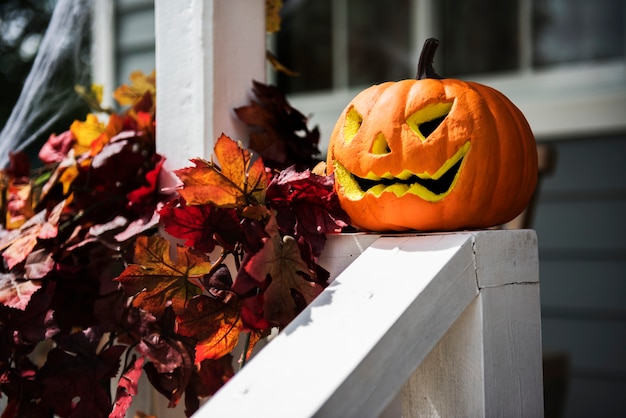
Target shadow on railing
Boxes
[195,230,544,418]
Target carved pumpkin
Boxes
[327,38,538,232]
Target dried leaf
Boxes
[70,113,105,155]
[266,0,282,33]
[110,356,145,418]
[116,235,211,316]
[174,134,268,208]
[159,199,243,253]
[0,273,41,310]
[240,218,323,327]
[235,81,321,171]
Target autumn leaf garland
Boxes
[112,87,349,413]
[0,73,350,417]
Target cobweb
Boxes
[0,0,92,168]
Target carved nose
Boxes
[370,132,390,155]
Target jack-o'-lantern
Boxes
[327,38,538,232]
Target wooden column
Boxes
[154,0,266,171]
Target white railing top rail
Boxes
[196,230,544,418]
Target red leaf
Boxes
[110,355,145,418]
[193,356,235,397]
[159,199,243,253]
[238,216,323,327]
[267,166,349,257]
[235,81,322,171]
[126,154,165,214]
[39,130,76,164]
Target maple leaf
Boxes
[159,199,244,253]
[200,264,236,302]
[4,177,35,230]
[38,130,76,164]
[6,151,30,178]
[266,0,282,33]
[0,274,41,311]
[174,134,268,209]
[110,355,145,418]
[267,166,350,257]
[113,70,156,114]
[3,290,58,347]
[194,316,242,363]
[175,295,246,365]
[235,81,322,171]
[175,294,237,340]
[126,154,165,215]
[1,200,65,270]
[189,356,235,399]
[70,113,105,155]
[237,217,323,327]
[116,235,211,316]
[142,336,193,408]
[39,329,126,418]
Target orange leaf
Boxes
[175,134,268,209]
[113,70,156,110]
[194,316,243,363]
[116,235,212,316]
[70,113,105,155]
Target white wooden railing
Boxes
[196,230,544,417]
[152,2,544,417]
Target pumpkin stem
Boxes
[417,38,444,80]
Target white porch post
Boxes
[154,0,266,171]
[143,3,265,416]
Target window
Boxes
[272,0,626,147]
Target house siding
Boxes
[535,133,626,418]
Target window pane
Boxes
[532,0,625,67]
[275,0,332,93]
[437,0,519,76]
[346,0,412,87]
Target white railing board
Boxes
[317,232,382,279]
[472,230,539,287]
[196,233,482,417]
[402,297,485,417]
[402,256,543,417]
[480,283,543,417]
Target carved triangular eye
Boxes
[370,132,390,155]
[344,107,363,142]
[406,102,453,141]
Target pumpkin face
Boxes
[327,39,538,232]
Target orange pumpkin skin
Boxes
[327,63,538,232]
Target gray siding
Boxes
[534,133,626,418]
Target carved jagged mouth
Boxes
[333,141,470,202]
[355,157,463,196]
